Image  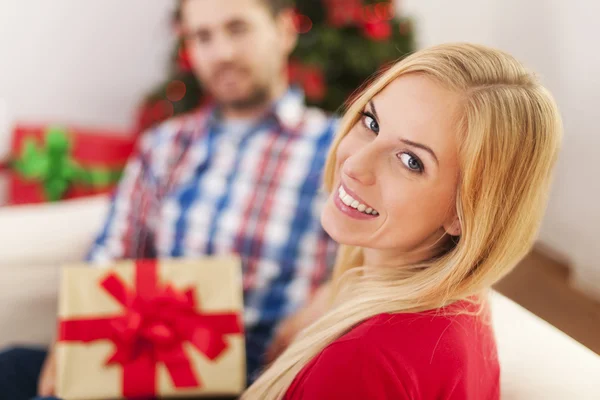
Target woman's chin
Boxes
[321,202,365,246]
[321,203,343,241]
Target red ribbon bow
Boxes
[58,260,243,398]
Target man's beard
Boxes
[222,85,271,111]
[208,63,272,112]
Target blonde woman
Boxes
[244,42,562,399]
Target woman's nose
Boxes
[342,154,376,186]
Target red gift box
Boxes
[7,123,136,205]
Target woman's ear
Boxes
[443,217,462,237]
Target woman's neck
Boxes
[362,243,445,268]
[363,249,421,268]
[362,230,452,268]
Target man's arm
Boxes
[86,130,158,263]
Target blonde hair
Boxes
[243,42,563,399]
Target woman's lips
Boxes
[333,183,379,220]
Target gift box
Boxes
[56,257,246,400]
[6,123,136,205]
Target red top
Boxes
[285,301,500,400]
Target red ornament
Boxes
[154,100,174,121]
[287,60,304,83]
[303,66,326,102]
[374,2,395,20]
[288,61,327,102]
[363,20,392,41]
[58,260,243,398]
[292,11,313,34]
[166,80,187,102]
[324,0,363,27]
[362,5,379,23]
[177,46,193,72]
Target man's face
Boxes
[181,0,297,110]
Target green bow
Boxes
[12,127,123,201]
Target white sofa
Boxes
[0,196,599,399]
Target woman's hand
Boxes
[37,344,57,397]
[266,282,332,363]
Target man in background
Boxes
[0,0,337,398]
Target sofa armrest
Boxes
[0,195,109,347]
[0,195,109,266]
[491,291,600,399]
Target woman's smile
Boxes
[333,182,379,220]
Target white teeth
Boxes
[337,185,379,216]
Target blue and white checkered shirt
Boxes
[87,88,339,381]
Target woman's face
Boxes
[321,74,463,263]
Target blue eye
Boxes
[360,112,379,134]
[398,152,424,173]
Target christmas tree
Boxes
[136,0,415,133]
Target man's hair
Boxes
[261,0,295,15]
[177,0,295,20]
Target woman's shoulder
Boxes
[340,301,499,369]
[342,300,494,346]
[286,302,500,399]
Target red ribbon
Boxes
[58,260,243,399]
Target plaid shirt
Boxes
[87,89,339,381]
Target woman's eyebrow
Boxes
[368,100,379,120]
[399,138,439,166]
